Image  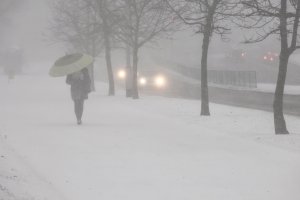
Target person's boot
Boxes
[77,119,82,125]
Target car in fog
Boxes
[137,70,167,90]
[262,51,279,63]
[116,68,168,91]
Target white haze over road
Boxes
[0,71,300,200]
[1,0,299,199]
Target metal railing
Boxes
[164,64,257,88]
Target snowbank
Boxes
[290,53,300,66]
[257,83,300,95]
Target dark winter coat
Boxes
[66,68,91,100]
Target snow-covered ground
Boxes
[209,82,300,95]
[290,53,300,66]
[0,73,300,200]
[257,83,300,95]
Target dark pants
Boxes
[74,99,84,121]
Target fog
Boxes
[2,0,288,73]
[2,0,280,69]
[1,0,64,64]
[1,1,300,200]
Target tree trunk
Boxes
[200,29,211,116]
[99,0,114,96]
[125,45,132,97]
[273,53,289,134]
[273,0,289,134]
[104,30,115,96]
[131,45,139,99]
[88,63,95,91]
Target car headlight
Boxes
[117,69,126,79]
[139,77,147,86]
[154,75,166,88]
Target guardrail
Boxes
[163,64,257,88]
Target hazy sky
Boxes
[6,0,234,67]
[8,0,63,64]
[5,0,284,69]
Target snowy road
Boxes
[1,75,300,200]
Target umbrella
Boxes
[49,53,93,77]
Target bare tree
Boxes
[165,0,238,116]
[49,0,104,91]
[89,0,121,96]
[116,0,177,99]
[238,0,300,134]
[125,44,133,97]
[49,0,103,56]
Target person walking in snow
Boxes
[49,53,93,125]
[66,67,91,125]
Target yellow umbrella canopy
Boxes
[49,53,93,77]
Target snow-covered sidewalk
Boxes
[0,75,300,200]
[0,136,66,200]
